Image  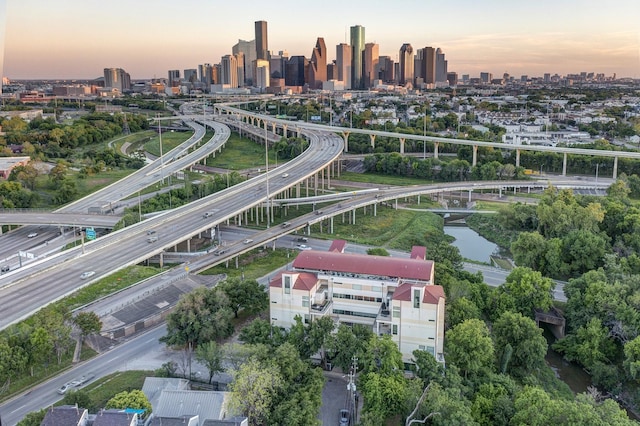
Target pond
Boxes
[443,225,499,264]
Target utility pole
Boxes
[348,356,358,424]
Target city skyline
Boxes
[2,0,639,81]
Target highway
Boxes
[0,126,344,331]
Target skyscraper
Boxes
[255,20,268,61]
[184,69,198,83]
[104,68,131,92]
[435,48,447,83]
[378,56,394,83]
[422,47,436,85]
[168,70,180,87]
[220,55,238,88]
[255,59,270,91]
[336,43,352,90]
[285,56,307,87]
[398,43,414,86]
[363,43,379,89]
[350,25,365,90]
[308,37,327,89]
[234,52,245,86]
[233,39,256,85]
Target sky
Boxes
[2,0,639,80]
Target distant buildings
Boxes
[254,20,268,61]
[103,68,130,93]
[399,43,414,87]
[308,38,327,90]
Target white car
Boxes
[80,271,95,280]
[243,239,254,244]
[296,244,312,251]
[27,232,38,238]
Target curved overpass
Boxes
[0,127,344,330]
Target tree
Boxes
[493,312,547,377]
[413,382,478,426]
[623,336,640,381]
[62,389,93,411]
[445,319,494,379]
[360,335,404,376]
[239,318,286,346]
[106,389,152,416]
[328,323,373,372]
[161,287,234,347]
[494,267,555,318]
[367,247,390,256]
[217,278,268,318]
[195,340,224,384]
[227,358,284,426]
[307,316,335,368]
[73,311,102,338]
[446,297,481,329]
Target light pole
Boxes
[157,114,164,184]
[264,114,271,228]
[596,163,600,183]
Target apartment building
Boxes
[269,241,445,364]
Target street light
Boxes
[264,111,271,228]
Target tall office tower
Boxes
[544,73,551,83]
[212,64,221,84]
[234,52,245,86]
[398,43,414,86]
[269,50,288,79]
[285,56,308,87]
[327,62,338,80]
[363,43,379,89]
[421,47,436,85]
[350,25,365,89]
[255,20,268,61]
[233,39,256,85]
[184,69,198,83]
[480,72,492,83]
[104,68,131,92]
[308,37,328,89]
[220,55,238,88]
[255,59,270,91]
[435,48,447,82]
[378,56,394,83]
[336,43,352,89]
[446,72,458,86]
[199,63,213,85]
[168,70,180,87]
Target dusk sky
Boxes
[2,0,639,80]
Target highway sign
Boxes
[85,228,96,240]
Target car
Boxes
[147,236,158,243]
[315,210,323,215]
[80,271,95,280]
[281,173,289,178]
[57,382,75,395]
[296,244,311,251]
[214,249,227,256]
[27,232,38,238]
[339,409,350,426]
[281,222,291,228]
[296,237,308,242]
[203,212,215,218]
[147,230,156,235]
[0,265,9,274]
[77,373,95,385]
[242,239,254,244]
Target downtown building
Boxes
[336,43,352,90]
[103,68,131,93]
[398,43,414,87]
[269,241,445,364]
[350,25,365,90]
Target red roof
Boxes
[329,239,347,253]
[292,250,433,281]
[269,271,317,292]
[393,283,445,304]
[410,246,427,260]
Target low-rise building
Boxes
[269,241,445,364]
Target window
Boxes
[418,345,426,351]
[302,296,309,307]
[392,325,398,335]
[352,284,362,291]
[426,346,435,355]
[393,307,400,318]
[284,276,291,294]
[413,289,421,308]
[304,314,310,324]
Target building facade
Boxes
[308,37,328,90]
[363,42,379,89]
[269,242,445,364]
[103,68,131,92]
[350,25,365,90]
[233,39,257,85]
[255,20,268,61]
[336,43,352,90]
[398,43,414,86]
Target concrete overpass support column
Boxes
[613,156,619,179]
[343,132,350,153]
[319,219,323,234]
[399,138,405,154]
[562,152,567,176]
[327,165,331,189]
[374,203,377,216]
[186,239,191,253]
[434,142,439,159]
[306,178,310,197]
[472,145,478,167]
[159,252,164,269]
[395,199,398,210]
[468,190,472,203]
[352,209,356,225]
[282,124,288,137]
[330,217,334,234]
[499,187,503,198]
[515,149,521,168]
[235,257,239,269]
[314,173,319,196]
[417,195,421,205]
[370,135,376,149]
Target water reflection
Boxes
[443,225,499,263]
